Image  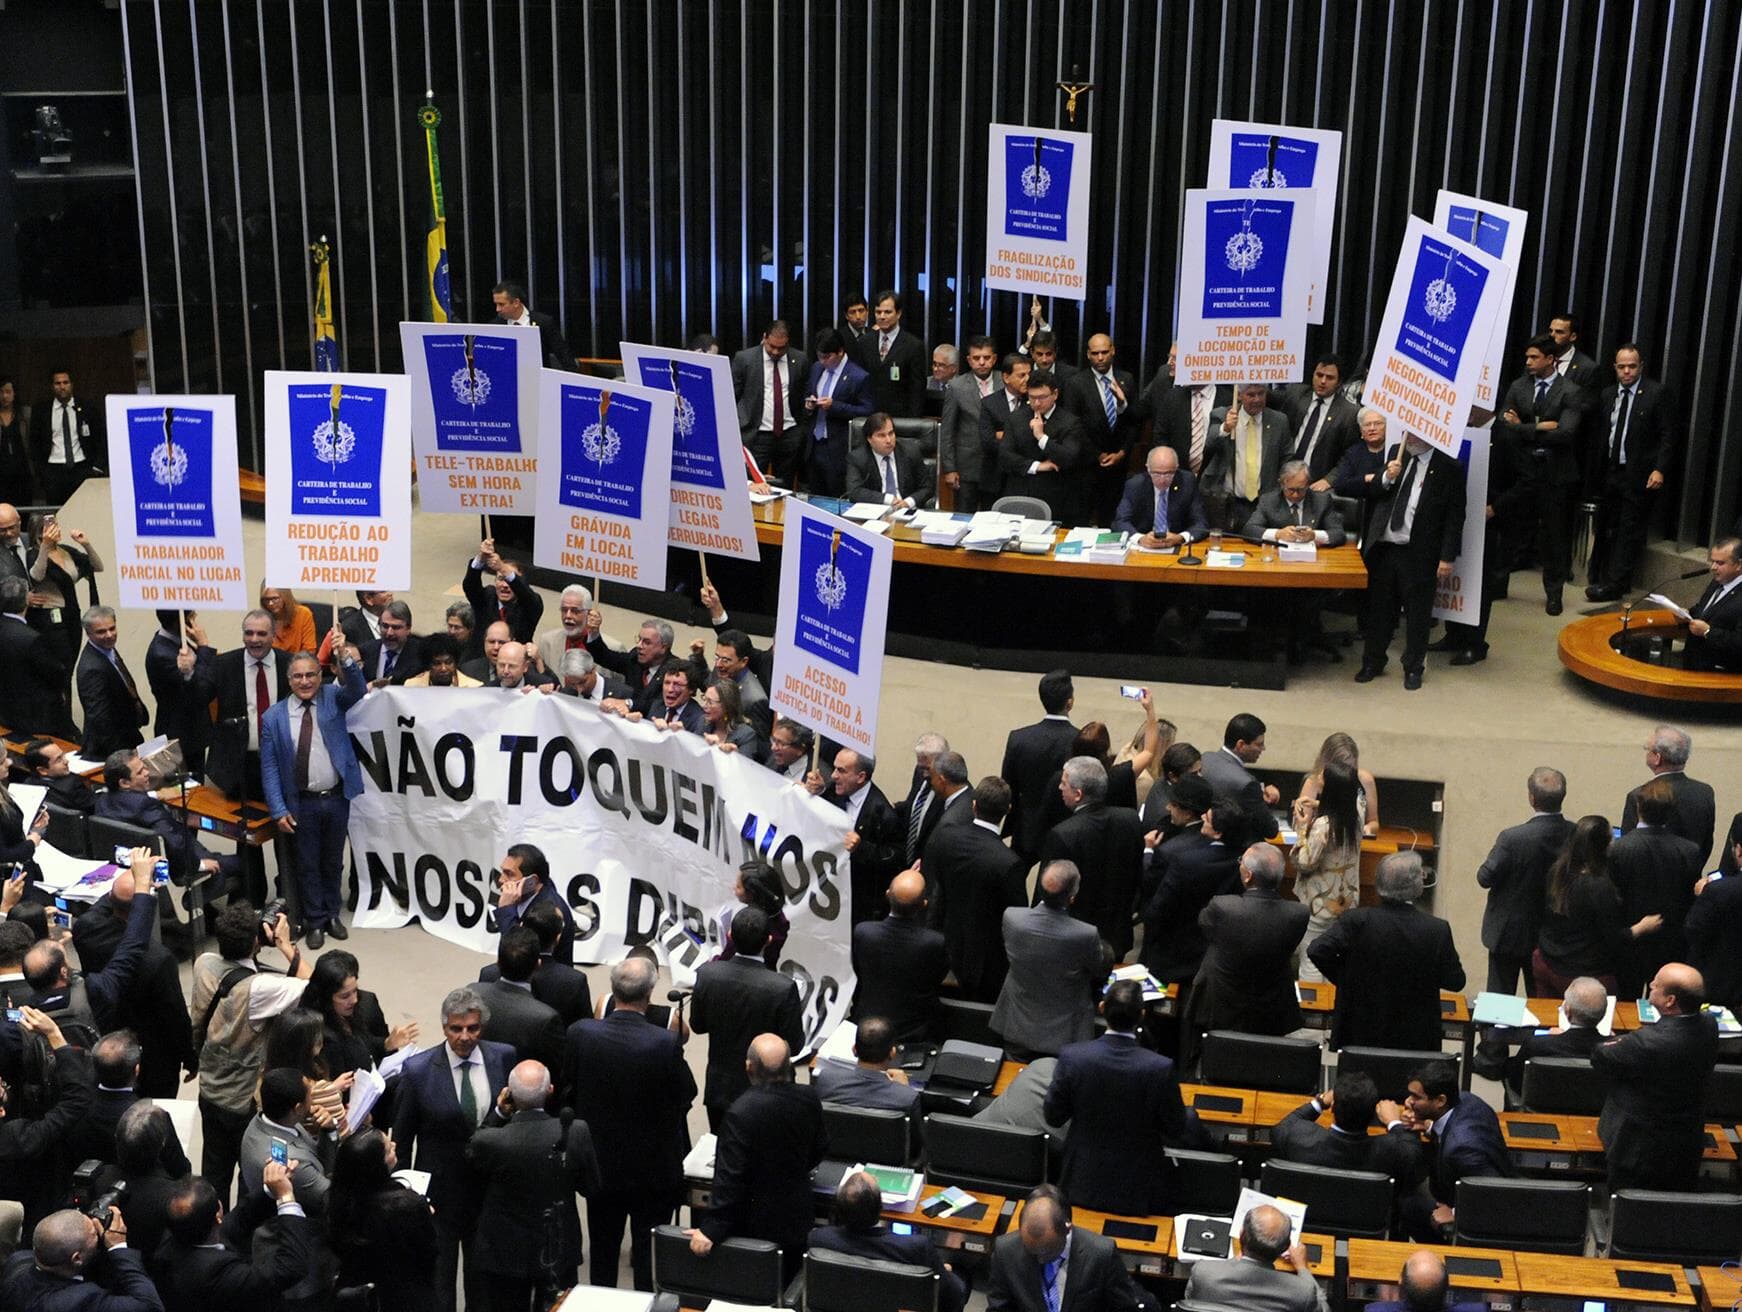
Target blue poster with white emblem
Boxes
[556,383,652,519]
[401,321,540,515]
[1395,235,1492,381]
[126,405,215,537]
[1433,191,1529,412]
[1200,196,1297,319]
[1206,119,1342,323]
[285,381,387,516]
[1174,188,1313,386]
[1225,132,1320,193]
[984,122,1094,300]
[422,333,521,450]
[1002,135,1075,241]
[791,516,875,675]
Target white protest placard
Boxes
[617,343,760,562]
[1361,217,1511,457]
[347,688,853,1050]
[533,371,674,591]
[104,395,248,611]
[1432,426,1491,624]
[1431,192,1529,413]
[1207,120,1342,322]
[768,500,893,757]
[983,122,1095,300]
[399,321,540,515]
[263,370,412,590]
[1174,188,1315,386]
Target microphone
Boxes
[1619,565,1708,632]
[666,988,691,1003]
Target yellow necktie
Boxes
[1243,415,1261,499]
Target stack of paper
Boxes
[1278,540,1318,561]
[1471,992,1535,1027]
[962,526,1011,552]
[1017,533,1056,554]
[1232,1186,1307,1247]
[1104,963,1166,1002]
[921,521,971,547]
[1645,593,1692,620]
[842,502,889,522]
[855,1163,924,1210]
[1085,530,1131,563]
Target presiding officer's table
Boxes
[1558,609,1742,703]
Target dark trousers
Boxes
[434,1221,483,1312]
[1590,470,1651,590]
[1536,477,1577,590]
[289,790,349,928]
[1475,951,1535,1068]
[805,431,849,496]
[1362,544,1436,672]
[1092,461,1127,526]
[950,479,983,513]
[40,459,92,506]
[748,424,802,487]
[199,1097,254,1204]
[588,1190,677,1290]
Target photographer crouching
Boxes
[0,1197,160,1312]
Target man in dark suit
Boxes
[1392,1061,1511,1242]
[0,501,31,583]
[1593,962,1721,1191]
[814,1015,922,1113]
[461,538,544,643]
[465,1058,601,1309]
[993,861,1104,1058]
[23,738,95,813]
[808,746,903,925]
[470,927,565,1070]
[206,611,290,810]
[1,1207,160,1312]
[1044,980,1194,1215]
[799,328,874,495]
[1356,435,1466,690]
[1271,355,1361,482]
[1242,460,1348,546]
[901,744,971,868]
[1037,757,1146,960]
[27,369,102,504]
[925,776,1028,1002]
[1270,1071,1423,1195]
[1308,852,1465,1052]
[845,411,933,509]
[1472,766,1575,1076]
[1586,346,1678,600]
[1000,668,1078,864]
[1065,333,1143,525]
[69,1032,192,1173]
[73,895,194,1096]
[687,1034,826,1280]
[1209,382,1292,530]
[809,1171,966,1312]
[850,869,948,1043]
[1183,843,1310,1067]
[691,908,805,1129]
[851,290,927,417]
[1111,445,1211,547]
[0,575,76,738]
[1679,537,1742,672]
[1140,798,1243,997]
[492,842,578,967]
[998,370,1089,523]
[585,612,675,716]
[143,610,216,781]
[74,606,148,759]
[96,749,231,887]
[152,1165,317,1312]
[563,956,695,1291]
[987,1185,1155,1312]
[976,352,1033,506]
[839,293,870,346]
[479,902,591,1025]
[356,600,425,686]
[1504,976,1608,1104]
[392,986,515,1312]
[1610,778,1703,995]
[1497,334,1585,614]
[1688,845,1742,1010]
[939,335,1000,511]
[1619,724,1717,865]
[732,321,810,484]
[338,589,391,647]
[1140,342,1228,482]
[492,279,575,370]
[1024,330,1079,388]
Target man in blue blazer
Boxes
[393,985,515,1312]
[1111,445,1210,547]
[801,328,874,496]
[1388,1059,1510,1242]
[260,645,366,948]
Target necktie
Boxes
[1189,391,1208,474]
[382,648,397,678]
[1534,378,1549,410]
[457,1059,479,1126]
[771,358,784,431]
[255,660,269,737]
[1242,415,1262,500]
[906,781,931,861]
[1388,455,1419,535]
[882,456,898,497]
[1293,500,1304,526]
[1042,1257,1063,1312]
[1298,398,1324,461]
[1155,488,1169,536]
[1611,388,1632,465]
[879,332,891,361]
[294,699,315,792]
[1101,374,1118,427]
[979,374,993,398]
[111,651,140,702]
[566,633,585,650]
[61,404,78,463]
[498,598,508,623]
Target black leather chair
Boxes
[1520,1057,1607,1116]
[803,1247,939,1312]
[1337,1046,1457,1101]
[1198,1031,1322,1093]
[1607,1190,1742,1264]
[1703,1064,1742,1120]
[41,801,92,858]
[1166,1148,1244,1217]
[822,1102,913,1167]
[89,813,209,941]
[651,1224,786,1306]
[922,1113,1047,1195]
[1453,1176,1589,1254]
[936,996,999,1048]
[1260,1160,1392,1240]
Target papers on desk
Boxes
[31,845,117,901]
[841,501,890,522]
[553,1291,656,1312]
[854,1163,924,1210]
[1472,992,1536,1027]
[683,1132,718,1180]
[747,487,789,504]
[347,1066,387,1128]
[1131,539,1178,555]
[922,1185,981,1218]
[377,1042,419,1081]
[854,520,890,535]
[1204,549,1246,568]
[1706,1005,1742,1035]
[1105,963,1166,1002]
[1645,593,1691,621]
[814,1019,857,1066]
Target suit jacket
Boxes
[978,387,1030,498]
[585,633,668,714]
[1186,886,1310,1036]
[846,441,934,509]
[810,1224,966,1312]
[153,1180,316,1312]
[1307,902,1466,1051]
[479,956,593,1026]
[472,978,565,1069]
[1594,377,1676,484]
[1680,579,1742,672]
[496,876,578,967]
[732,344,811,436]
[902,780,970,867]
[1140,836,1241,983]
[802,357,875,449]
[1037,802,1147,958]
[1362,447,1467,573]
[1427,1093,1512,1203]
[562,1008,695,1196]
[939,372,996,483]
[851,914,949,1043]
[999,404,1090,523]
[988,1226,1151,1312]
[465,1107,601,1276]
[238,1115,330,1214]
[925,819,1027,1002]
[1045,1034,1189,1214]
[337,606,378,649]
[391,1039,515,1226]
[1505,1025,1602,1103]
[1271,385,1361,481]
[1,1247,162,1312]
[144,635,216,775]
[0,613,75,738]
[851,326,926,417]
[1184,1256,1327,1312]
[1064,366,1142,458]
[1198,747,1279,839]
[1269,1099,1422,1191]
[1687,876,1742,1009]
[72,894,194,1091]
[357,635,426,685]
[1001,716,1079,860]
[1476,811,1576,956]
[524,307,575,371]
[463,562,545,644]
[1497,371,1584,486]
[691,955,805,1116]
[1206,405,1291,501]
[69,1087,191,1177]
[992,904,1102,1056]
[839,782,904,923]
[1621,770,1717,867]
[75,642,148,758]
[699,1081,827,1252]
[1593,1011,1720,1180]
[258,661,368,816]
[1241,487,1348,547]
[815,1058,922,1114]
[26,396,102,471]
[93,788,211,885]
[1608,826,1702,975]
[1110,469,1211,540]
[1143,379,1232,478]
[206,646,291,797]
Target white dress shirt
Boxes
[287,694,339,793]
[49,398,86,464]
[246,651,280,752]
[446,1043,489,1126]
[761,354,792,433]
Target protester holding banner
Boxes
[460,540,543,643]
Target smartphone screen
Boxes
[1119,684,1145,699]
[269,1140,289,1166]
[4,1008,21,1023]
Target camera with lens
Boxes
[69,1160,126,1224]
[259,898,289,945]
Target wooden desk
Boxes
[1558,610,1742,703]
[1498,1112,1582,1154]
[1695,1264,1742,1312]
[992,1060,1026,1096]
[178,784,278,847]
[750,499,1368,590]
[1561,1115,1736,1162]
[1514,1253,1696,1307]
[1252,1090,1318,1129]
[886,1184,1005,1255]
[1166,1227,1335,1280]
[1347,1239,1519,1297]
[1010,1202,1172,1274]
[1179,1083,1257,1127]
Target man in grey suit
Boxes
[986,1185,1154,1312]
[1209,382,1292,529]
[1184,1203,1328,1312]
[814,1016,921,1114]
[1619,724,1717,867]
[472,926,566,1071]
[730,321,809,487]
[1241,460,1348,546]
[1199,712,1281,838]
[992,860,1104,1058]
[939,335,1000,511]
[238,1067,331,1216]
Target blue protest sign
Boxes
[1200,196,1296,318]
[1226,132,1320,190]
[632,355,723,490]
[1395,235,1493,382]
[421,333,522,451]
[556,382,651,518]
[127,406,216,537]
[791,516,874,675]
[286,382,387,516]
[1445,205,1511,260]
[1002,134,1076,241]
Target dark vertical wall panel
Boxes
[120,0,1742,539]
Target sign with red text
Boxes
[1206,120,1342,322]
[768,500,892,757]
[264,370,412,590]
[617,342,760,561]
[1362,216,1511,457]
[1174,188,1314,386]
[983,122,1094,300]
[400,321,540,514]
[1430,192,1529,414]
[105,394,248,610]
[534,370,674,590]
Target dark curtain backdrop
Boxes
[121,0,1742,539]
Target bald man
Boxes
[850,868,949,1044]
[1065,333,1142,524]
[993,860,1104,1057]
[1363,1250,1488,1312]
[987,1183,1154,1311]
[2,1208,160,1312]
[1592,962,1720,1190]
[689,1035,825,1279]
[1111,445,1211,548]
[1185,1203,1326,1312]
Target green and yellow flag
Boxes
[419,96,453,322]
[310,237,338,371]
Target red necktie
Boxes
[294,699,315,792]
[771,358,784,432]
[498,600,508,623]
[566,634,585,650]
[255,661,269,737]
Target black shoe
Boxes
[306,926,325,950]
[1545,592,1564,616]
[1450,647,1488,665]
[326,919,349,941]
[1403,669,1424,690]
[1425,636,1462,653]
[1354,663,1386,683]
[1586,584,1624,602]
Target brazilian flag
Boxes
[420,98,453,322]
[311,238,339,371]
